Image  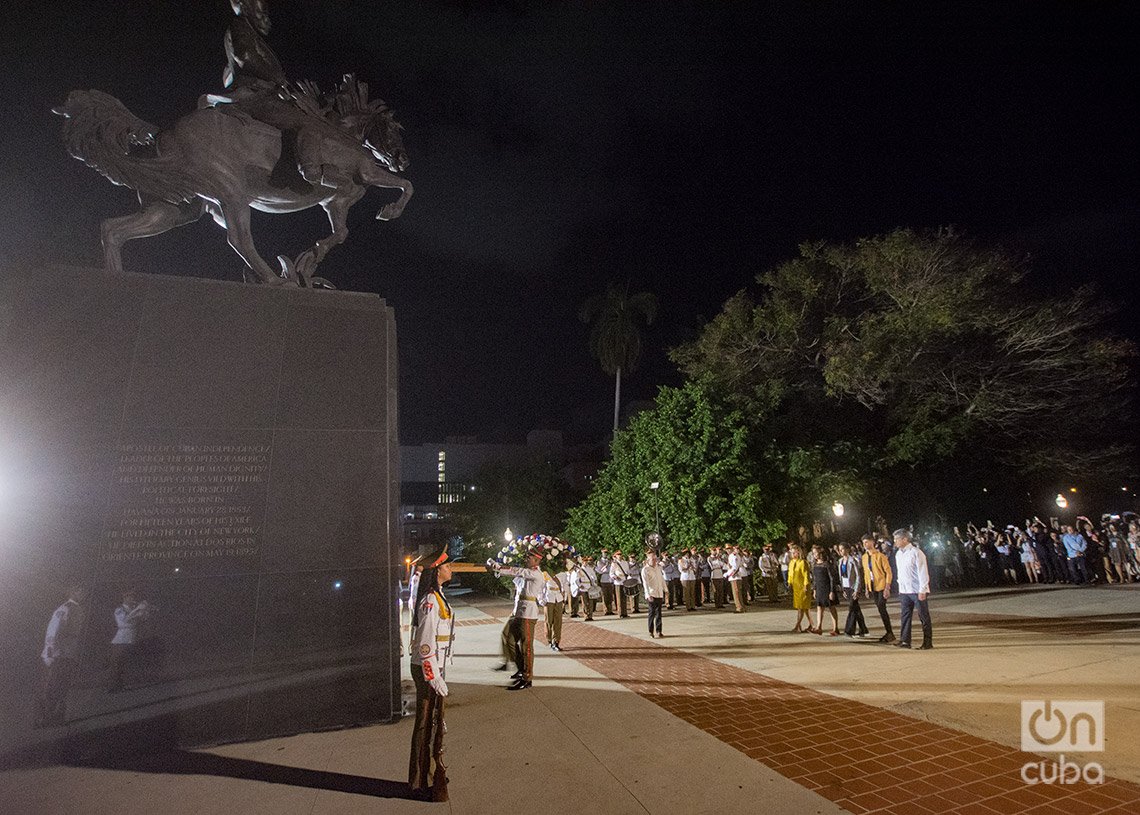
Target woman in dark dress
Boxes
[809,546,840,636]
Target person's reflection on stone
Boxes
[35,586,88,728]
[109,589,155,693]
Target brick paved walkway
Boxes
[554,620,1140,815]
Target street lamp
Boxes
[504,527,513,542]
[650,481,661,532]
[1055,494,1068,509]
[832,502,845,518]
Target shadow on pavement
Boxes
[67,749,418,800]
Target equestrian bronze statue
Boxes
[54,0,412,288]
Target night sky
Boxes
[2,1,1136,444]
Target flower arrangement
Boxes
[487,533,580,574]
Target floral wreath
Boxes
[487,533,581,574]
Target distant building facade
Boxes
[399,431,567,552]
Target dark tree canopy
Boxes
[672,229,1136,480]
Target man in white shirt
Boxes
[493,549,546,688]
[596,549,616,615]
[893,528,933,650]
[36,586,87,727]
[708,547,726,608]
[741,550,756,604]
[625,554,642,614]
[696,550,710,606]
[677,550,698,610]
[661,554,681,609]
[641,551,667,638]
[610,551,630,618]
[759,544,781,603]
[726,546,746,613]
[543,568,567,651]
[109,590,154,692]
[570,557,599,621]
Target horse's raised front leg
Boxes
[218,202,292,286]
[359,164,413,221]
[101,200,203,274]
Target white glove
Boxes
[430,676,449,697]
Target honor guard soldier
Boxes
[542,566,566,651]
[408,545,455,801]
[492,548,545,689]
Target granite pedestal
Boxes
[0,266,400,763]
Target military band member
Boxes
[568,556,584,618]
[662,553,681,609]
[696,548,710,606]
[493,548,545,689]
[597,549,616,615]
[708,547,727,609]
[678,550,698,610]
[543,567,566,651]
[759,543,781,603]
[625,553,642,614]
[706,544,725,610]
[570,557,600,621]
[610,550,630,617]
[726,545,746,613]
[742,549,756,603]
[409,547,455,801]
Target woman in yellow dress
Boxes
[786,544,813,632]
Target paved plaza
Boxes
[2,584,1137,814]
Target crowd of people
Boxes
[492,511,1140,655]
[543,531,932,648]
[942,514,1140,588]
[405,511,1138,800]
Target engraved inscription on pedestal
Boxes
[99,430,272,578]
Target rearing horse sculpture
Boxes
[53,75,413,288]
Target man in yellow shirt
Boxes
[860,533,896,643]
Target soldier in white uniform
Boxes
[708,547,727,608]
[610,550,630,617]
[543,567,566,651]
[493,548,545,689]
[661,553,681,609]
[677,550,698,610]
[571,557,600,621]
[625,553,642,614]
[409,546,455,801]
[759,543,781,603]
[596,549,616,615]
[726,546,746,613]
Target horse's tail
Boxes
[53,90,197,203]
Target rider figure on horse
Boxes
[205,0,331,187]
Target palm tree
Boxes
[579,283,658,435]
